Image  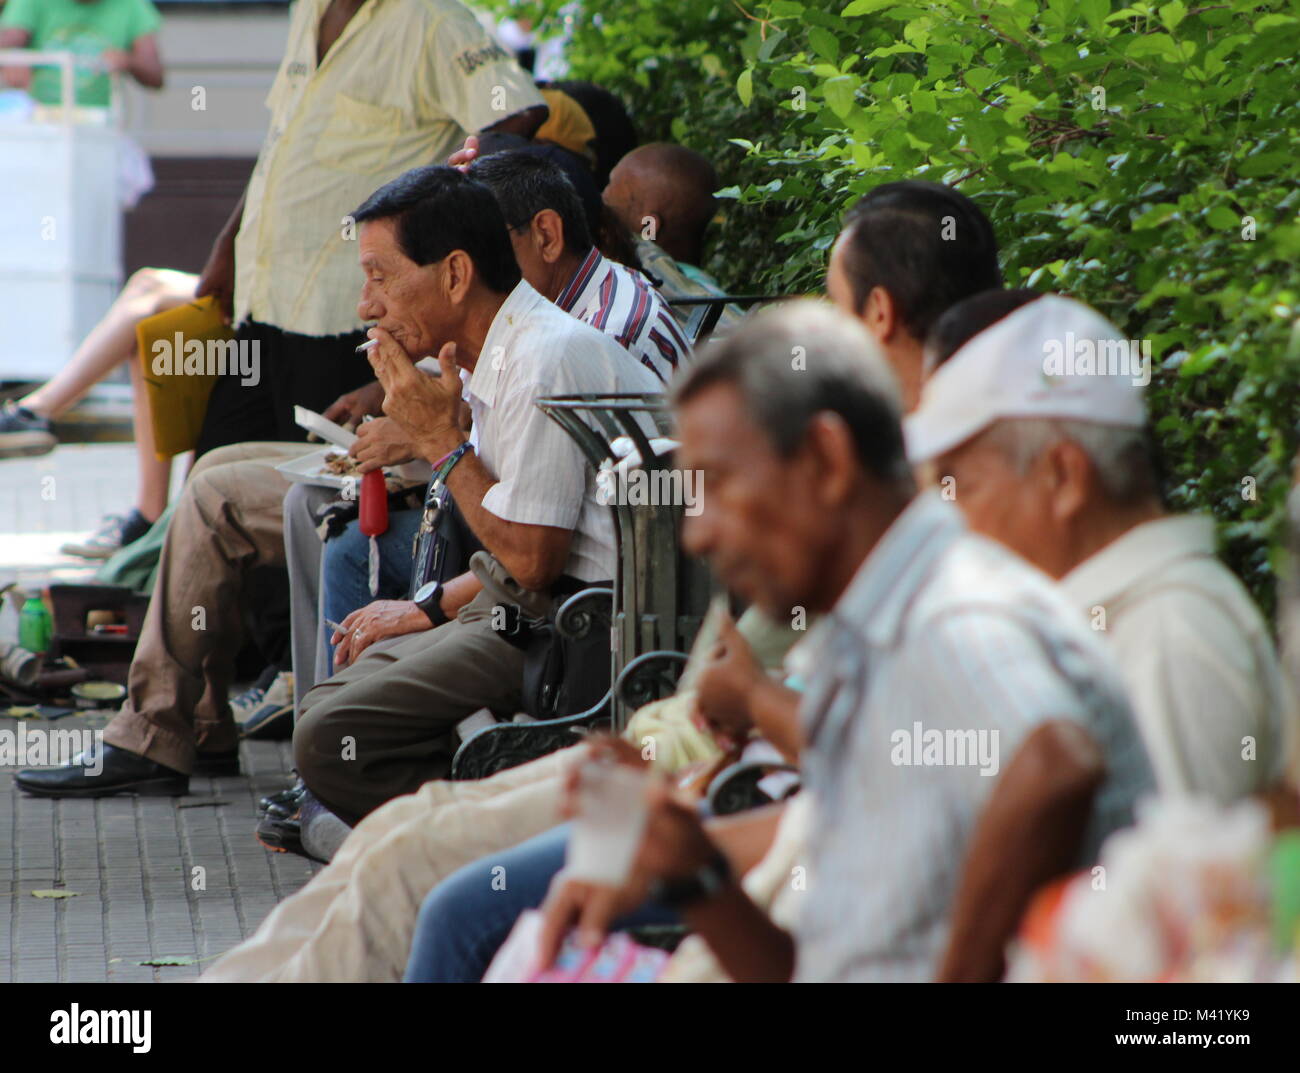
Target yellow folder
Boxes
[136,297,232,460]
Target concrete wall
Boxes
[119,5,290,158]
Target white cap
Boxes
[905,294,1149,463]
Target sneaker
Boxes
[239,670,294,741]
[256,811,326,864]
[0,400,55,459]
[59,509,153,560]
[259,779,307,819]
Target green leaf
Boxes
[1206,206,1240,230]
[842,0,896,16]
[808,27,840,63]
[1239,152,1290,178]
[137,955,200,967]
[737,67,753,107]
[1159,1,1186,30]
[1078,0,1109,34]
[822,75,857,118]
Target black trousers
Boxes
[194,319,373,671]
[194,319,373,459]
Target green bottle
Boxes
[18,596,52,655]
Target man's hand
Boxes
[332,599,430,668]
[366,328,463,462]
[323,380,386,427]
[195,232,236,325]
[692,613,765,749]
[448,134,479,172]
[536,873,648,964]
[350,416,416,473]
[537,743,720,966]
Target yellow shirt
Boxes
[234,0,543,337]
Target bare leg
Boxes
[21,267,197,418]
[126,356,171,521]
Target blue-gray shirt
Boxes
[789,492,1154,982]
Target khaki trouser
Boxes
[102,442,305,772]
[292,583,533,824]
[201,748,572,982]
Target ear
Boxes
[442,249,476,305]
[801,412,861,509]
[1044,439,1092,524]
[530,209,567,265]
[861,285,899,344]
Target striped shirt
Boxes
[467,280,662,582]
[555,247,691,383]
[788,492,1154,982]
[635,238,745,344]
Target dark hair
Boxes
[840,180,1002,341]
[352,166,520,293]
[470,148,595,256]
[541,80,638,187]
[924,288,1042,371]
[673,301,914,490]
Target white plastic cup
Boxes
[565,759,652,886]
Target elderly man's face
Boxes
[676,382,833,617]
[933,430,1056,573]
[356,218,453,360]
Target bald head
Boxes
[602,143,719,265]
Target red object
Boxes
[359,469,389,536]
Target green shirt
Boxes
[0,0,161,108]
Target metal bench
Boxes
[450,393,715,780]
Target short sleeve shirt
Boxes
[0,0,161,107]
[789,493,1154,981]
[234,0,543,337]
[465,281,662,582]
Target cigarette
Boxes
[325,618,353,637]
[355,338,379,353]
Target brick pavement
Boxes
[0,442,318,982]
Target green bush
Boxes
[493,0,1300,611]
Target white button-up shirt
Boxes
[1060,514,1293,802]
[789,493,1154,982]
[465,281,662,583]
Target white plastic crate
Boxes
[0,52,123,382]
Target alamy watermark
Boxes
[596,466,704,516]
[889,720,1000,776]
[0,725,102,773]
[1042,333,1151,387]
[151,333,260,387]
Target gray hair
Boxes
[984,417,1158,503]
[672,300,915,491]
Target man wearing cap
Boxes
[907,293,1294,803]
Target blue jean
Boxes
[404,822,680,983]
[320,505,423,676]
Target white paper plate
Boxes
[275,447,432,491]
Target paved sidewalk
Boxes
[0,442,318,982]
[0,724,317,982]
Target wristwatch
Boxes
[647,849,732,910]
[413,579,448,627]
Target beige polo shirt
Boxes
[234,0,543,337]
[1061,514,1294,803]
